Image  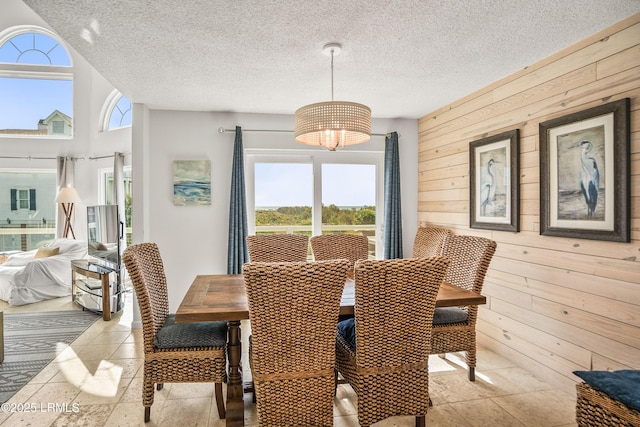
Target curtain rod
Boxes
[88,152,129,160]
[0,155,84,160]
[0,153,126,160]
[218,127,394,137]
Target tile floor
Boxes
[0,294,578,426]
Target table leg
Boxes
[225,320,244,426]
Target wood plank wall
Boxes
[417,13,640,394]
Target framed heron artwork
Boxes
[469,129,519,232]
[173,160,212,206]
[539,98,630,242]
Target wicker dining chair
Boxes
[123,243,227,423]
[431,234,496,381]
[246,234,309,262]
[335,257,450,427]
[243,259,350,426]
[412,226,453,258]
[310,233,369,265]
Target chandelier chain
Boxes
[330,48,335,101]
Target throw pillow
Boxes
[0,255,7,265]
[34,246,60,259]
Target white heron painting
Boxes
[555,125,605,221]
[477,145,507,219]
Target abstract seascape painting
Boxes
[173,160,211,206]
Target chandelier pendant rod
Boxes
[330,48,335,102]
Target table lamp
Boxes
[55,187,82,239]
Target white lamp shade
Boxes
[55,187,82,204]
[294,101,371,151]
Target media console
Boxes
[71,259,124,321]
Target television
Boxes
[87,205,122,270]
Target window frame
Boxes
[99,89,132,132]
[0,26,73,139]
[245,148,384,259]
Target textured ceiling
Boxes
[22,0,640,119]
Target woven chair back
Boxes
[246,234,309,262]
[243,259,350,424]
[352,257,449,368]
[123,242,170,353]
[441,235,496,293]
[310,234,369,264]
[412,227,453,258]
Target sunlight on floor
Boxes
[56,343,123,397]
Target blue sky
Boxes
[0,32,72,130]
[0,78,72,129]
[254,163,376,207]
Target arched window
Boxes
[100,90,132,131]
[0,26,73,138]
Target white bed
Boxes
[0,238,87,306]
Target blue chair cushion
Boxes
[337,317,356,350]
[573,370,640,412]
[433,307,468,325]
[154,314,228,349]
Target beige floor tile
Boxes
[491,389,576,427]
[86,330,131,345]
[426,404,474,426]
[73,343,122,361]
[110,342,144,359]
[334,384,358,417]
[120,377,151,404]
[475,347,518,370]
[1,407,63,426]
[429,373,496,404]
[156,396,212,426]
[51,403,115,427]
[478,366,555,395]
[99,358,143,379]
[428,353,466,376]
[164,382,218,400]
[103,401,148,426]
[74,375,132,405]
[124,329,143,344]
[334,414,361,427]
[27,382,82,405]
[449,398,526,427]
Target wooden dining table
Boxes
[175,274,486,426]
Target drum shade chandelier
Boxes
[294,43,371,151]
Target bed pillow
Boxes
[34,247,60,259]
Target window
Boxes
[246,150,383,259]
[100,90,132,131]
[18,189,30,209]
[0,27,73,138]
[108,95,132,130]
[52,120,64,134]
[1,170,56,251]
[100,167,133,245]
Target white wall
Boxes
[135,110,418,310]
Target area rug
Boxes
[0,310,99,403]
